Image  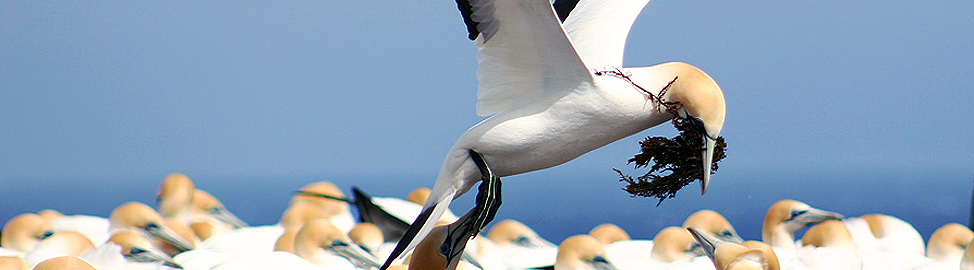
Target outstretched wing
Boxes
[466,0,593,116]
[562,0,653,69]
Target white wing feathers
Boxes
[563,0,653,70]
[471,0,592,117]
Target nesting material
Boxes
[615,117,727,205]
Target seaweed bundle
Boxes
[615,117,727,205]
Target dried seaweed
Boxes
[615,117,727,205]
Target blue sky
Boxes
[2,1,973,236]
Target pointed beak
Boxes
[329,241,382,269]
[126,246,184,269]
[700,137,716,195]
[687,227,719,264]
[209,208,248,229]
[792,208,845,226]
[144,224,193,253]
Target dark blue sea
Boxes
[2,167,971,244]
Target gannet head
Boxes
[800,220,858,250]
[762,200,844,248]
[657,62,726,194]
[291,181,350,216]
[927,223,973,261]
[157,173,196,219]
[1,213,54,252]
[487,219,555,248]
[37,209,64,221]
[193,190,248,229]
[683,210,744,244]
[32,256,97,270]
[109,202,194,253]
[407,188,433,205]
[688,227,770,270]
[651,226,705,263]
[588,223,631,245]
[555,235,618,270]
[349,223,384,255]
[294,218,380,269]
[24,231,94,266]
[107,230,182,268]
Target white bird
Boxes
[1,213,54,254]
[157,173,248,237]
[842,214,928,270]
[23,231,94,267]
[80,230,182,270]
[683,210,744,244]
[760,200,844,270]
[383,0,727,266]
[554,235,620,270]
[485,219,557,269]
[108,202,195,256]
[796,220,862,270]
[912,223,973,270]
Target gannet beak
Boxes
[144,223,193,253]
[209,208,248,229]
[790,208,845,226]
[587,255,618,270]
[125,246,184,269]
[700,137,716,195]
[328,240,382,269]
[687,227,719,264]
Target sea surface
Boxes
[2,167,971,245]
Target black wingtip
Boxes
[552,0,580,22]
[455,0,480,40]
[379,206,436,270]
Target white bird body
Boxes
[79,242,170,270]
[404,0,726,258]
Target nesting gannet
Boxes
[0,256,29,270]
[350,223,387,258]
[45,214,111,247]
[32,256,97,270]
[23,231,94,267]
[1,213,54,253]
[384,0,727,266]
[553,235,619,270]
[589,224,631,245]
[485,219,557,269]
[762,200,844,248]
[689,227,773,270]
[108,202,194,256]
[602,226,708,270]
[79,230,183,270]
[157,173,248,235]
[683,210,744,244]
[909,223,974,270]
[294,218,381,269]
[797,220,862,270]
[285,181,355,232]
[843,214,924,255]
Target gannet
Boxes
[589,224,631,245]
[384,0,727,266]
[1,213,54,253]
[761,200,843,270]
[32,256,97,270]
[911,223,974,270]
[683,210,744,244]
[689,227,774,270]
[602,226,707,270]
[23,231,94,267]
[552,235,619,270]
[108,202,195,256]
[486,219,557,269]
[284,181,355,232]
[797,220,862,270]
[350,223,386,258]
[156,173,248,235]
[762,200,844,248]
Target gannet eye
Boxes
[721,230,733,237]
[790,210,807,219]
[39,231,54,240]
[439,243,450,256]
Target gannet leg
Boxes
[438,150,503,270]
